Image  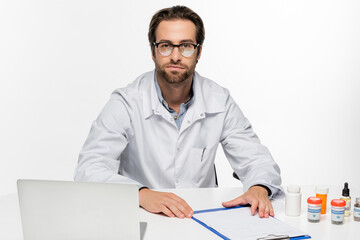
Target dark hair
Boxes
[148,5,205,56]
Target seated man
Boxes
[74,5,282,219]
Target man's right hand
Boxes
[139,188,193,218]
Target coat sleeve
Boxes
[220,92,283,198]
[74,91,145,189]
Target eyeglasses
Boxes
[153,42,200,57]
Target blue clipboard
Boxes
[191,206,311,240]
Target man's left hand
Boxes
[222,185,274,218]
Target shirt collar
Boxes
[143,69,225,119]
[154,72,194,111]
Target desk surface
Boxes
[1,186,359,239]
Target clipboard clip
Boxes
[257,234,290,240]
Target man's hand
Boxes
[139,188,193,219]
[222,185,274,218]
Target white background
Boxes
[1,0,359,197]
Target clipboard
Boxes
[192,206,311,240]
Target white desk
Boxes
[1,186,359,239]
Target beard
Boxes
[155,60,196,84]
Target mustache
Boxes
[164,59,187,68]
[163,63,187,68]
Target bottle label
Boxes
[308,205,321,221]
[345,200,351,211]
[354,206,360,218]
[331,206,345,222]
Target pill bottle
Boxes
[285,185,301,216]
[354,197,360,221]
[315,186,329,214]
[331,199,346,224]
[307,197,322,222]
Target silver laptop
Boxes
[17,180,140,240]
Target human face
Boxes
[153,19,201,84]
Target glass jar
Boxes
[354,197,360,221]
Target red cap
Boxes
[331,199,346,207]
[307,197,322,204]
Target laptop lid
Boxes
[17,180,140,240]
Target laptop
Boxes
[17,180,140,240]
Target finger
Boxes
[264,205,270,218]
[250,199,259,215]
[222,197,248,208]
[163,197,186,219]
[269,202,275,217]
[258,201,266,218]
[171,195,194,218]
[161,205,174,218]
[167,203,186,219]
[173,200,193,218]
[169,194,193,218]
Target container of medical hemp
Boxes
[331,199,346,224]
[307,197,322,222]
[354,197,360,221]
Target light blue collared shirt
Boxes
[154,74,194,129]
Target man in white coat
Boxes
[75,5,282,219]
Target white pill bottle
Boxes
[285,185,302,216]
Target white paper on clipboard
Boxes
[193,207,308,240]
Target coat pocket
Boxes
[189,143,218,185]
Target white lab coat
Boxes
[75,70,282,197]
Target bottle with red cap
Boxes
[331,199,346,224]
[307,197,322,222]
